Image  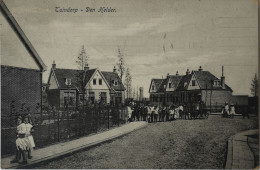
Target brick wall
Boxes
[1,65,42,117]
[201,90,233,106]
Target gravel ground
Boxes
[34,115,258,169]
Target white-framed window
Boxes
[65,78,72,86]
[99,79,102,85]
[213,80,221,87]
[169,83,172,88]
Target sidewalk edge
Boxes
[3,122,148,169]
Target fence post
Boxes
[107,106,109,129]
[96,106,98,133]
[118,107,120,127]
[57,110,60,142]
[67,110,70,139]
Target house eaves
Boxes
[0,0,47,71]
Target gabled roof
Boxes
[53,68,96,92]
[157,79,168,92]
[150,68,233,94]
[167,75,183,89]
[101,71,125,91]
[0,1,46,71]
[176,74,192,91]
[150,79,165,93]
[49,68,125,92]
[193,71,232,91]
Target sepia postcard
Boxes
[0,0,259,169]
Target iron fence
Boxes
[1,104,128,157]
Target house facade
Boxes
[149,66,234,108]
[0,1,46,122]
[47,63,125,109]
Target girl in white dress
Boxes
[11,116,30,164]
[24,116,35,159]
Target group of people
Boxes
[127,103,186,123]
[11,115,35,164]
[222,102,236,118]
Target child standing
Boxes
[24,115,35,159]
[11,116,30,164]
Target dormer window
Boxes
[65,78,72,86]
[111,80,118,86]
[152,85,154,90]
[93,79,96,85]
[213,80,221,87]
[169,83,172,88]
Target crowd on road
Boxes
[127,102,209,123]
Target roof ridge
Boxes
[55,68,96,71]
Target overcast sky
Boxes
[2,0,258,97]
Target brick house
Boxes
[149,66,234,108]
[0,1,46,121]
[47,62,125,109]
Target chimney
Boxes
[221,66,225,89]
[186,69,190,75]
[113,66,116,73]
[167,73,170,79]
[52,60,56,70]
[176,71,179,76]
[198,66,203,71]
[84,63,89,71]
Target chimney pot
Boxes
[113,66,117,73]
[176,71,179,76]
[199,66,203,71]
[186,69,190,75]
[221,66,225,89]
[84,63,89,71]
[52,60,56,70]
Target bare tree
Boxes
[132,87,135,100]
[116,48,125,81]
[136,86,139,101]
[251,73,258,97]
[75,45,89,106]
[124,68,132,99]
[76,45,89,70]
